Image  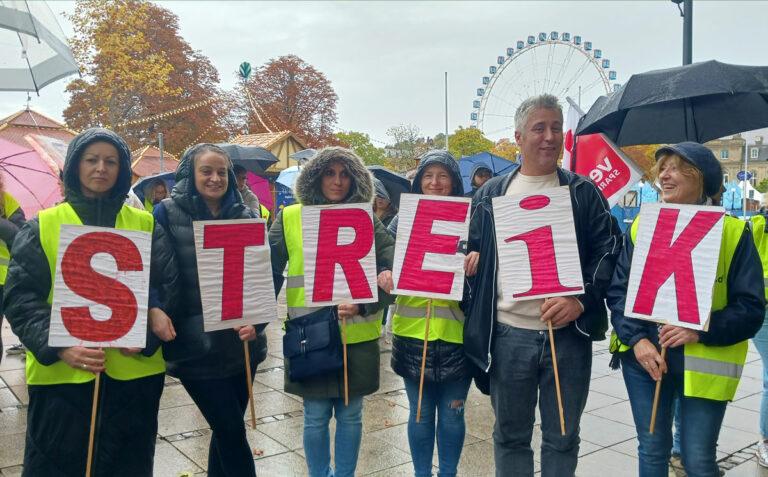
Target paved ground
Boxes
[1,305,767,476]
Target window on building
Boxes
[723,173,729,183]
[751,147,759,159]
[751,170,757,186]
[721,149,729,159]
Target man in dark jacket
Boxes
[464,94,620,476]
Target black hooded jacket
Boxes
[153,148,267,381]
[464,164,621,377]
[387,150,475,384]
[4,128,179,365]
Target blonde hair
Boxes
[653,154,705,201]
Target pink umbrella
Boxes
[246,172,274,210]
[0,139,62,217]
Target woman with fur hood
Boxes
[378,150,476,477]
[269,147,395,477]
[4,128,179,476]
[153,143,268,477]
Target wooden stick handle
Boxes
[243,340,257,429]
[342,315,349,406]
[649,346,667,435]
[86,372,101,477]
[547,321,566,436]
[416,300,432,424]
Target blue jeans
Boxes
[753,310,768,438]
[403,377,472,477]
[490,324,592,477]
[621,354,727,477]
[303,396,364,477]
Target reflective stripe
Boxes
[287,305,324,318]
[764,277,768,288]
[686,355,743,379]
[287,306,381,324]
[0,257,9,267]
[394,303,464,322]
[286,275,304,289]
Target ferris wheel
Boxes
[471,31,620,140]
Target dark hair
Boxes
[233,164,247,175]
[183,143,231,167]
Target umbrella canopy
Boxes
[0,138,61,215]
[131,171,175,203]
[290,148,316,165]
[367,165,410,209]
[246,172,273,210]
[576,60,768,146]
[0,1,79,93]
[276,165,301,189]
[458,152,516,194]
[216,143,278,174]
[275,182,296,209]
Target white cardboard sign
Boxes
[624,203,725,331]
[302,203,378,306]
[493,186,584,301]
[193,219,278,331]
[49,225,151,348]
[392,193,471,300]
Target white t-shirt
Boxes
[496,171,564,330]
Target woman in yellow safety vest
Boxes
[142,177,168,213]
[0,176,26,363]
[269,147,395,477]
[376,150,476,477]
[607,142,765,477]
[3,128,179,476]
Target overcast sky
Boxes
[3,1,768,145]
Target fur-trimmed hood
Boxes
[294,147,373,205]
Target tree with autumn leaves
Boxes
[64,0,229,154]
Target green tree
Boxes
[756,178,768,193]
[448,127,493,159]
[335,131,387,166]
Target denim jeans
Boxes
[621,354,727,477]
[303,396,364,477]
[672,394,682,455]
[490,324,592,477]
[753,310,768,438]
[403,377,472,477]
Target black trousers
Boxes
[181,368,258,477]
[24,372,164,477]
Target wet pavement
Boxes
[1,301,767,476]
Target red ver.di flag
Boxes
[392,194,471,301]
[573,133,644,207]
[49,225,151,348]
[303,203,378,307]
[494,186,584,301]
[194,219,278,331]
[625,203,725,331]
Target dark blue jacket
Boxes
[607,221,764,372]
[464,164,621,376]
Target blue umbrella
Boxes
[132,171,175,203]
[276,166,301,189]
[458,152,516,194]
[275,182,296,209]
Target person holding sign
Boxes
[153,144,267,477]
[607,142,765,477]
[3,128,179,476]
[269,147,394,477]
[0,179,26,363]
[377,150,474,477]
[463,95,621,476]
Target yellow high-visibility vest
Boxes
[611,215,749,401]
[0,192,21,285]
[392,296,464,344]
[27,202,165,385]
[281,204,381,343]
[750,214,768,300]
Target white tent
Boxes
[737,180,764,205]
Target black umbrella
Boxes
[367,165,410,209]
[576,60,768,146]
[216,143,279,174]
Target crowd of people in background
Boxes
[0,93,767,477]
